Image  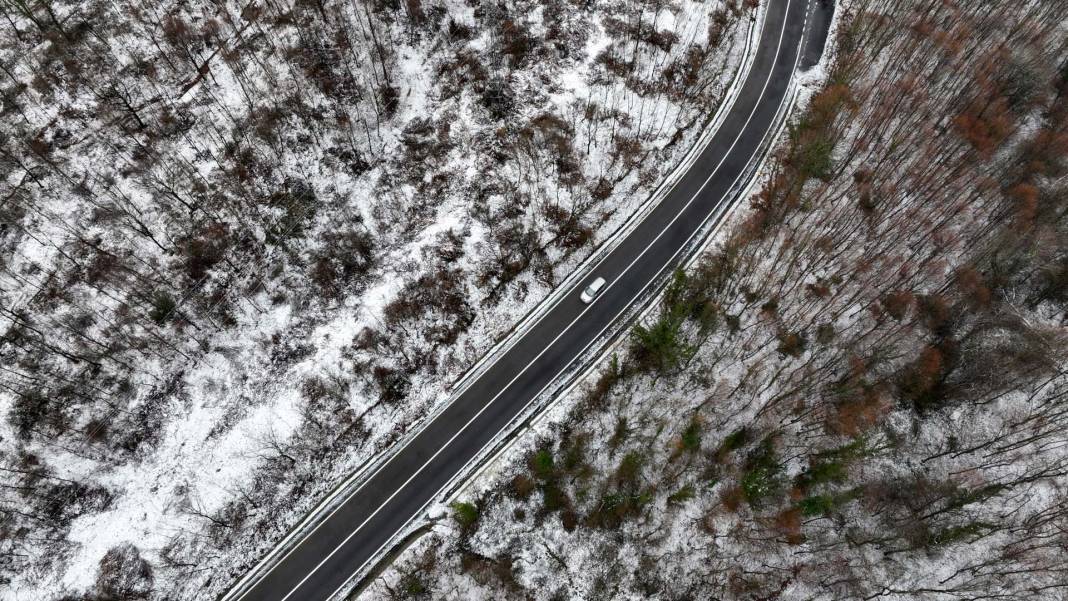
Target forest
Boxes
[367,0,1068,599]
[0,0,759,597]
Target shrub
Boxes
[479,76,515,121]
[451,502,479,530]
[400,573,427,597]
[608,416,629,450]
[499,19,534,66]
[265,178,317,243]
[798,494,835,516]
[95,544,153,600]
[589,490,649,529]
[372,365,411,404]
[40,481,113,528]
[7,390,67,441]
[720,485,745,512]
[898,344,953,412]
[741,438,782,508]
[561,433,588,475]
[776,329,808,358]
[530,448,555,481]
[631,312,690,373]
[667,485,695,506]
[586,355,622,411]
[829,387,889,436]
[540,481,570,513]
[510,474,536,500]
[181,222,229,281]
[561,509,578,531]
[309,227,375,298]
[774,507,804,544]
[880,290,914,321]
[380,84,400,119]
[383,267,473,345]
[928,522,992,548]
[715,427,750,461]
[953,97,1014,158]
[614,451,644,488]
[148,291,176,324]
[679,418,702,452]
[543,204,592,250]
[795,460,847,490]
[84,417,110,444]
[816,323,836,344]
[590,178,614,200]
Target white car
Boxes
[580,277,607,304]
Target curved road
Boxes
[229,1,812,599]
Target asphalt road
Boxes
[229,1,812,599]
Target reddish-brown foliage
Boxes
[805,84,854,136]
[721,485,744,513]
[954,266,992,309]
[1004,181,1039,227]
[773,507,804,545]
[829,387,889,437]
[916,294,951,333]
[953,97,1014,158]
[881,290,915,321]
